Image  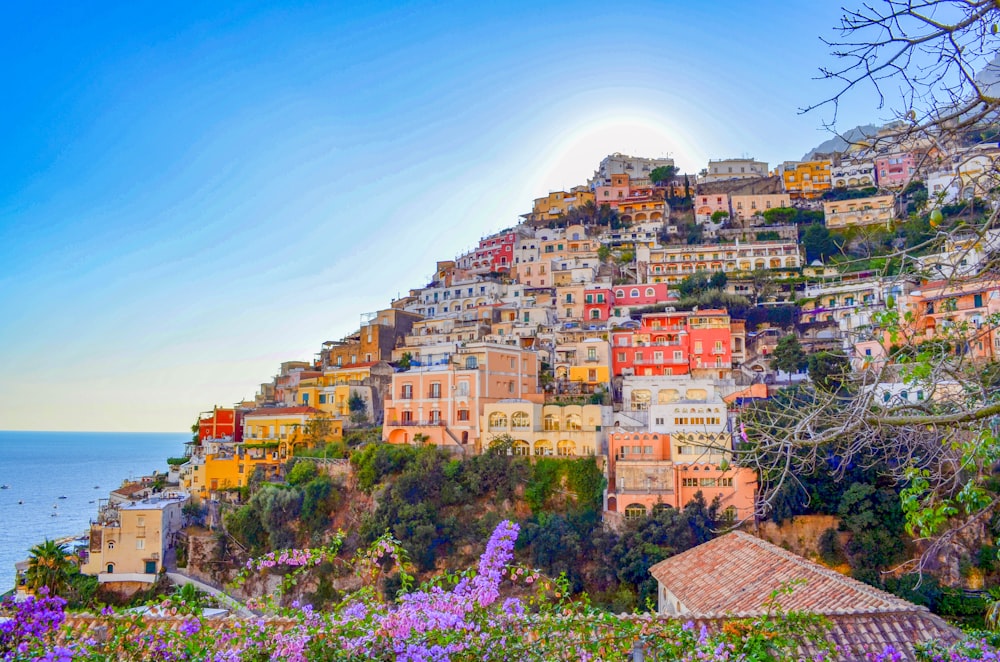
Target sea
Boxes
[0,431,188,594]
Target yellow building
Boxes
[823,194,896,229]
[82,492,188,582]
[525,187,595,224]
[480,402,605,457]
[782,160,833,199]
[183,406,342,498]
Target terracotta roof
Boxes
[244,406,323,418]
[649,531,918,615]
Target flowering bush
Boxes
[4,521,1000,661]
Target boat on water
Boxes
[58,495,67,499]
[0,485,9,490]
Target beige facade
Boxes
[823,194,896,229]
[384,343,542,452]
[480,402,605,457]
[729,192,790,224]
[82,492,188,582]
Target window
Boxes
[465,357,478,369]
[429,382,441,398]
[682,478,698,487]
[511,411,530,429]
[401,384,413,399]
[457,409,470,421]
[624,504,647,520]
[136,539,145,550]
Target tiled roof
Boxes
[649,531,918,615]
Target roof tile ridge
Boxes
[732,531,911,607]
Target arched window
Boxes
[630,289,640,298]
[652,503,673,516]
[512,440,530,456]
[624,503,647,520]
[557,440,576,456]
[543,414,559,431]
[107,541,115,550]
[534,439,553,456]
[631,390,651,411]
[106,563,115,574]
[658,389,678,404]
[616,289,625,298]
[488,412,508,430]
[511,411,530,429]
[566,414,582,430]
[646,287,655,296]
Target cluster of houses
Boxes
[52,139,1000,593]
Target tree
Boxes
[304,414,338,447]
[683,174,691,200]
[25,540,74,596]
[738,1,1000,580]
[650,165,678,185]
[801,222,841,262]
[348,392,368,426]
[747,269,777,305]
[709,271,728,290]
[770,334,807,376]
[762,207,799,226]
[397,352,412,371]
[807,0,1000,140]
[677,272,710,298]
[597,245,611,263]
[710,210,730,225]
[807,350,851,392]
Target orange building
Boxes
[903,278,1000,361]
[782,160,833,199]
[383,343,542,453]
[606,431,756,520]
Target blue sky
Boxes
[0,1,884,431]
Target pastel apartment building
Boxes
[610,311,734,380]
[589,152,675,188]
[523,187,595,225]
[552,337,611,394]
[637,241,802,284]
[606,431,755,520]
[322,308,422,367]
[823,194,896,229]
[699,158,768,183]
[782,160,832,199]
[480,402,605,457]
[903,278,1000,361]
[197,406,244,443]
[831,158,876,188]
[383,342,542,452]
[82,491,188,583]
[874,152,917,188]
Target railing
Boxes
[388,420,446,427]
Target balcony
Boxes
[388,420,447,427]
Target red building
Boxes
[198,406,244,443]
[610,310,733,378]
[583,285,614,322]
[459,231,518,274]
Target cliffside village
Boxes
[58,136,1000,593]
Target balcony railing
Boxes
[388,420,446,427]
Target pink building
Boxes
[383,343,543,453]
[875,152,917,188]
[606,431,756,520]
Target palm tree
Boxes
[26,539,74,596]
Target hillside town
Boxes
[10,136,1000,660]
[168,134,999,523]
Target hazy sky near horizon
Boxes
[0,1,887,432]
